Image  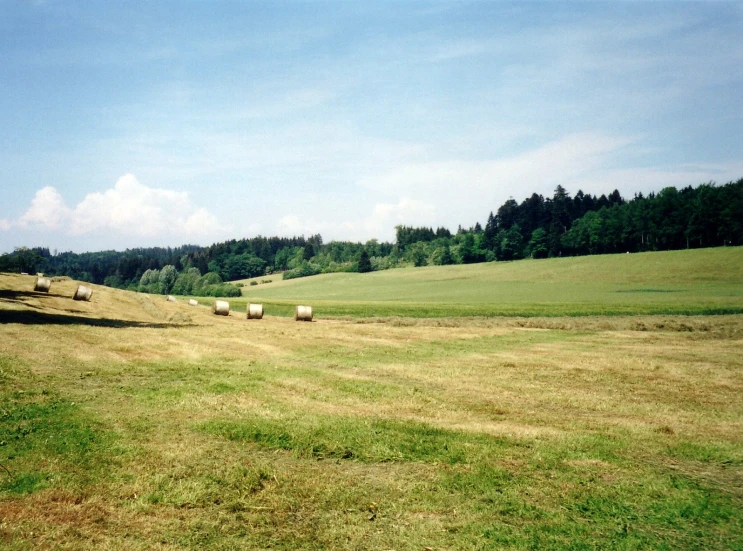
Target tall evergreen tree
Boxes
[357,249,372,273]
[548,185,572,257]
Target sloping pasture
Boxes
[234,247,743,317]
[0,251,742,549]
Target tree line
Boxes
[1,178,740,294]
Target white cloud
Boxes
[182,208,224,238]
[5,174,226,242]
[18,186,72,229]
[272,197,437,243]
[578,163,743,197]
[277,215,303,234]
[356,133,633,224]
[364,198,437,234]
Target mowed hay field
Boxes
[0,249,741,549]
[234,247,743,318]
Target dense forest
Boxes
[1,178,741,296]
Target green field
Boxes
[232,247,743,317]
[1,248,742,549]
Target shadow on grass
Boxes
[0,309,188,329]
[0,288,65,304]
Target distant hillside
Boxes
[234,247,743,317]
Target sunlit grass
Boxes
[0,254,742,549]
[231,247,743,318]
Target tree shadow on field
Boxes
[0,309,189,329]
[0,289,89,309]
[0,288,62,303]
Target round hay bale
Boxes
[188,299,198,306]
[167,295,176,302]
[295,305,313,322]
[212,300,230,316]
[247,303,264,320]
[73,285,92,301]
[34,277,51,292]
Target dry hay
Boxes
[72,284,93,301]
[188,299,199,306]
[34,276,51,292]
[295,305,313,322]
[247,303,264,319]
[166,295,176,302]
[212,300,230,316]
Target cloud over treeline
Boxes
[3,174,226,242]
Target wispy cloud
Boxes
[357,133,633,214]
[430,39,489,62]
[272,197,437,243]
[1,2,740,253]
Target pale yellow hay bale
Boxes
[212,300,230,316]
[188,299,198,306]
[73,285,92,301]
[167,295,176,302]
[295,305,313,322]
[247,303,264,319]
[34,277,51,292]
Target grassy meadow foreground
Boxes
[1,249,742,549]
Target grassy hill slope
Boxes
[233,247,743,317]
[0,273,204,327]
[1,263,742,549]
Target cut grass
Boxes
[200,416,511,463]
[0,356,119,497]
[0,257,742,549]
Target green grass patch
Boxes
[0,355,118,495]
[230,248,743,318]
[200,415,514,463]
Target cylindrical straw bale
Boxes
[212,300,230,316]
[167,295,176,302]
[247,303,264,319]
[34,277,51,292]
[294,305,313,322]
[73,285,93,301]
[188,299,198,306]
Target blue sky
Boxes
[1,1,741,253]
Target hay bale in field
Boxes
[295,305,313,322]
[247,303,264,319]
[34,277,51,292]
[73,285,92,301]
[188,299,198,306]
[212,300,230,316]
[167,295,176,302]
[36,272,44,277]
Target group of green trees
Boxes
[1,178,740,293]
[479,179,742,260]
[137,266,241,297]
[0,245,199,287]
